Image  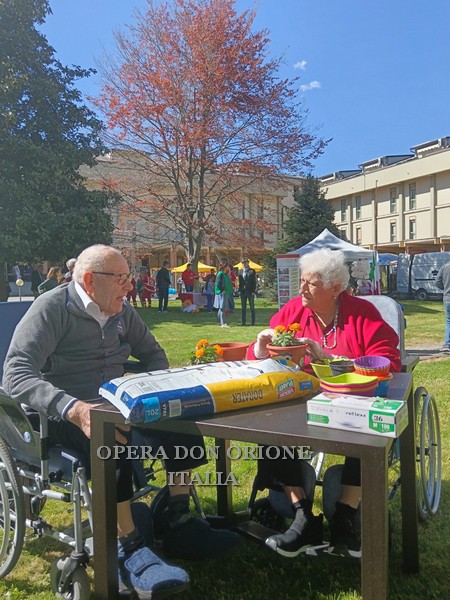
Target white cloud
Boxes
[294,60,307,70]
[300,80,321,92]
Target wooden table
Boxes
[90,372,418,600]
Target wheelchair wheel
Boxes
[0,436,25,579]
[415,387,442,520]
[50,559,90,600]
[249,497,286,531]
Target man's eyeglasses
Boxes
[92,271,133,285]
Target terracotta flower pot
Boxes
[214,342,249,361]
[266,343,308,365]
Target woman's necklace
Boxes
[321,306,339,349]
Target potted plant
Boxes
[190,339,249,363]
[190,340,224,364]
[266,323,307,364]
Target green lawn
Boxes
[1,298,449,599]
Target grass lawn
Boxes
[1,298,449,599]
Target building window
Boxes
[409,184,416,210]
[340,199,347,222]
[257,200,264,220]
[390,221,397,242]
[409,219,416,240]
[356,226,362,245]
[355,195,361,220]
[390,188,397,213]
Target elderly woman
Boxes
[247,248,401,559]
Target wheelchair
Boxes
[0,387,176,599]
[247,295,442,551]
[0,303,158,598]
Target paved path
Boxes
[405,346,449,361]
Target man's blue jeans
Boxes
[444,300,450,346]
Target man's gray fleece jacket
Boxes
[2,282,169,417]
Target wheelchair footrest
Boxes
[234,520,278,543]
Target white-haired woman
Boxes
[247,248,401,559]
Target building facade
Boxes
[81,151,299,269]
[320,136,450,253]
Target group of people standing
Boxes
[30,258,77,298]
[126,262,172,313]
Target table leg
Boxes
[214,438,234,521]
[91,413,119,599]
[399,387,419,572]
[360,447,389,600]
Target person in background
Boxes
[202,269,216,312]
[247,248,401,559]
[140,268,156,308]
[64,258,77,282]
[238,258,257,326]
[3,244,238,598]
[214,258,232,327]
[435,260,450,351]
[37,266,62,294]
[31,263,46,299]
[181,263,199,293]
[126,274,138,308]
[156,261,172,313]
[223,264,236,312]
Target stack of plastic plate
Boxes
[319,372,379,397]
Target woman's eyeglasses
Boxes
[92,271,133,285]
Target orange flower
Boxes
[196,339,209,349]
[271,322,303,347]
[273,325,286,335]
[191,339,223,364]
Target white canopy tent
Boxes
[288,228,374,260]
[276,229,379,307]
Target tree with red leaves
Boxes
[95,0,327,265]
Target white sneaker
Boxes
[221,324,230,328]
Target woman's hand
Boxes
[297,337,334,363]
[254,328,275,359]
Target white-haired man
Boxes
[3,244,237,598]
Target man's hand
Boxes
[66,400,130,443]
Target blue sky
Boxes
[41,0,450,176]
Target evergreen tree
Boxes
[0,0,117,300]
[280,175,340,252]
[261,175,340,300]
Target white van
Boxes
[396,252,450,300]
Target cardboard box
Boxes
[307,392,408,438]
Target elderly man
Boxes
[3,244,237,599]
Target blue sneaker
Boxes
[118,545,189,599]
